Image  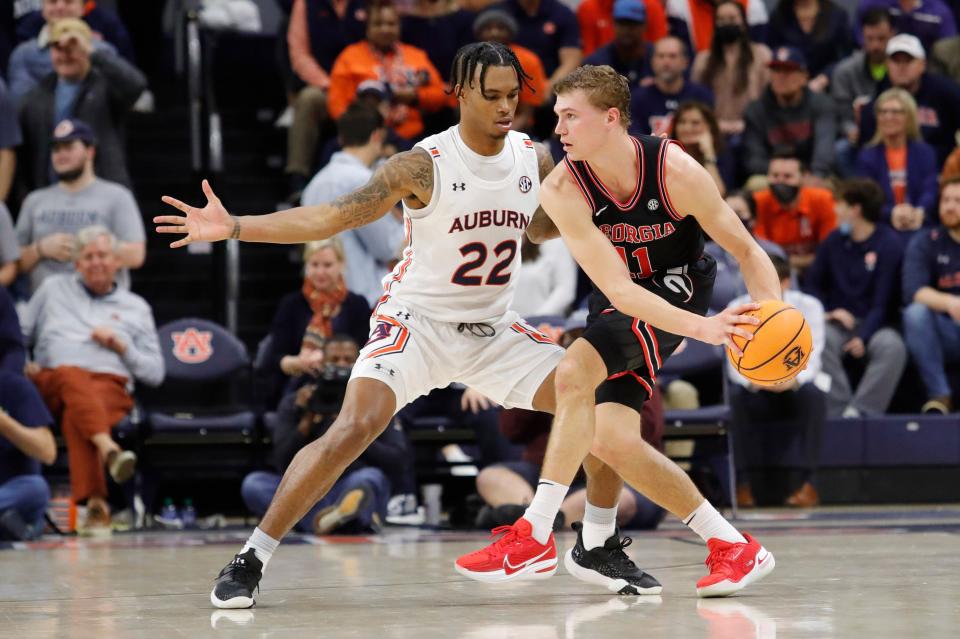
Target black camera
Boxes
[306,364,352,415]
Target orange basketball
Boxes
[726,299,813,387]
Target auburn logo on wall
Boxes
[171,328,214,364]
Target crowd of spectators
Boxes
[3,0,960,535]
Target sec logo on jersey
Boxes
[519,176,532,193]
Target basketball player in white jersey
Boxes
[157,43,664,608]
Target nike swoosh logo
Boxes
[594,205,609,217]
[504,547,552,574]
[756,549,769,565]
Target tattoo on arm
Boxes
[331,148,433,230]
[527,142,561,242]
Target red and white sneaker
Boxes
[455,517,558,583]
[696,533,775,597]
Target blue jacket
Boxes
[854,140,939,226]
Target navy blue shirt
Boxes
[806,224,903,342]
[402,11,476,81]
[0,371,53,485]
[902,226,960,303]
[766,0,853,78]
[859,73,960,166]
[495,0,581,76]
[584,43,653,87]
[629,81,714,136]
[305,0,368,74]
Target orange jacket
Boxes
[576,0,668,57]
[328,41,446,140]
[513,44,548,107]
[753,187,836,258]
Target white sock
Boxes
[682,500,746,545]
[523,479,569,544]
[582,501,618,550]
[241,527,280,570]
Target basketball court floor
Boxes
[2,506,958,638]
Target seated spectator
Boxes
[582,0,654,87]
[22,226,164,535]
[494,0,582,94]
[727,253,826,508]
[0,201,17,288]
[283,0,367,202]
[402,0,476,83]
[16,119,145,295]
[831,8,894,166]
[806,178,907,418]
[691,0,771,137]
[901,177,960,414]
[765,0,853,92]
[327,1,446,144]
[0,77,20,203]
[931,35,960,84]
[262,238,371,404]
[668,100,731,194]
[666,0,768,53]
[8,0,134,104]
[0,370,55,541]
[629,35,713,136]
[752,150,837,274]
[509,237,577,317]
[577,0,666,57]
[475,327,665,531]
[706,190,787,310]
[858,34,960,166]
[742,46,835,180]
[856,0,957,55]
[855,88,939,232]
[18,18,146,190]
[303,104,402,307]
[243,336,402,534]
[473,9,549,133]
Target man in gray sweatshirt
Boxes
[22,225,163,534]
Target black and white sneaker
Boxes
[563,522,663,595]
[211,549,262,609]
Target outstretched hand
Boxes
[155,180,235,248]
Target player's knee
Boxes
[554,358,597,398]
[330,411,387,449]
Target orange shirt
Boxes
[943,146,960,182]
[753,187,837,258]
[885,145,908,205]
[513,44,548,107]
[576,0,668,57]
[328,41,446,140]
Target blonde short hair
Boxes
[870,88,921,145]
[303,238,345,264]
[553,65,632,129]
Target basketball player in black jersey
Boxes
[463,65,785,597]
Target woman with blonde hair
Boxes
[263,238,371,401]
[855,88,939,232]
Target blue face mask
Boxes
[838,222,852,236]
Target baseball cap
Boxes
[356,80,389,100]
[613,0,646,22]
[768,46,807,71]
[48,18,92,46]
[51,118,97,145]
[886,33,926,59]
[473,9,519,38]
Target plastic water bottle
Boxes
[181,499,197,529]
[157,498,181,529]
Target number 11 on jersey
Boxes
[615,245,654,278]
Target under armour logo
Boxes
[783,345,804,369]
[452,182,466,191]
[396,311,411,320]
[938,254,950,265]
[647,199,660,211]
[373,363,397,376]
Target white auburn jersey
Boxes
[378,126,541,323]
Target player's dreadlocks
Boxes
[449,42,534,97]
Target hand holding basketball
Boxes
[697,302,761,357]
[727,300,813,387]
